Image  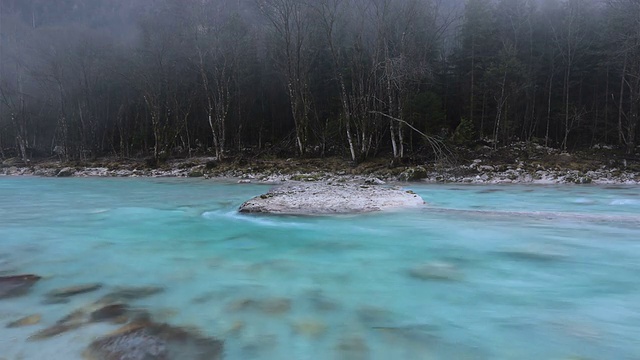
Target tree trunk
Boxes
[493,71,508,148]
[618,54,627,145]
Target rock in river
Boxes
[239,183,425,215]
[0,274,41,299]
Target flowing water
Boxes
[0,177,639,359]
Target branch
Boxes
[369,111,452,162]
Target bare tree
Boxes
[551,0,592,151]
[607,0,640,153]
[258,0,314,155]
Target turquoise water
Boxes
[1,177,639,359]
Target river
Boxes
[0,177,639,359]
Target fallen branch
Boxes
[370,111,453,163]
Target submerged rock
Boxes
[335,335,369,360]
[373,324,440,345]
[28,322,83,341]
[225,297,292,315]
[31,298,134,340]
[240,334,279,357]
[291,319,327,337]
[260,298,292,314]
[239,183,424,215]
[42,297,71,305]
[408,262,462,282]
[225,298,258,312]
[498,246,566,262]
[90,304,129,322]
[83,322,223,360]
[304,290,340,312]
[100,285,164,302]
[0,274,41,299]
[45,283,103,299]
[356,306,396,328]
[6,314,41,328]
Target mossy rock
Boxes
[398,166,428,181]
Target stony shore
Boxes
[1,159,638,185]
[1,143,639,185]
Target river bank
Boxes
[1,143,639,184]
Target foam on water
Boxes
[0,178,639,359]
[610,198,640,206]
[202,210,314,229]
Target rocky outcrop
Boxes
[239,183,425,215]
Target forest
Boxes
[0,0,639,164]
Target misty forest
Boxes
[1,0,639,164]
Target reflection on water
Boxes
[0,178,640,359]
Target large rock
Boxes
[239,183,424,215]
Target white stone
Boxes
[239,183,425,215]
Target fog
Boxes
[0,0,638,163]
